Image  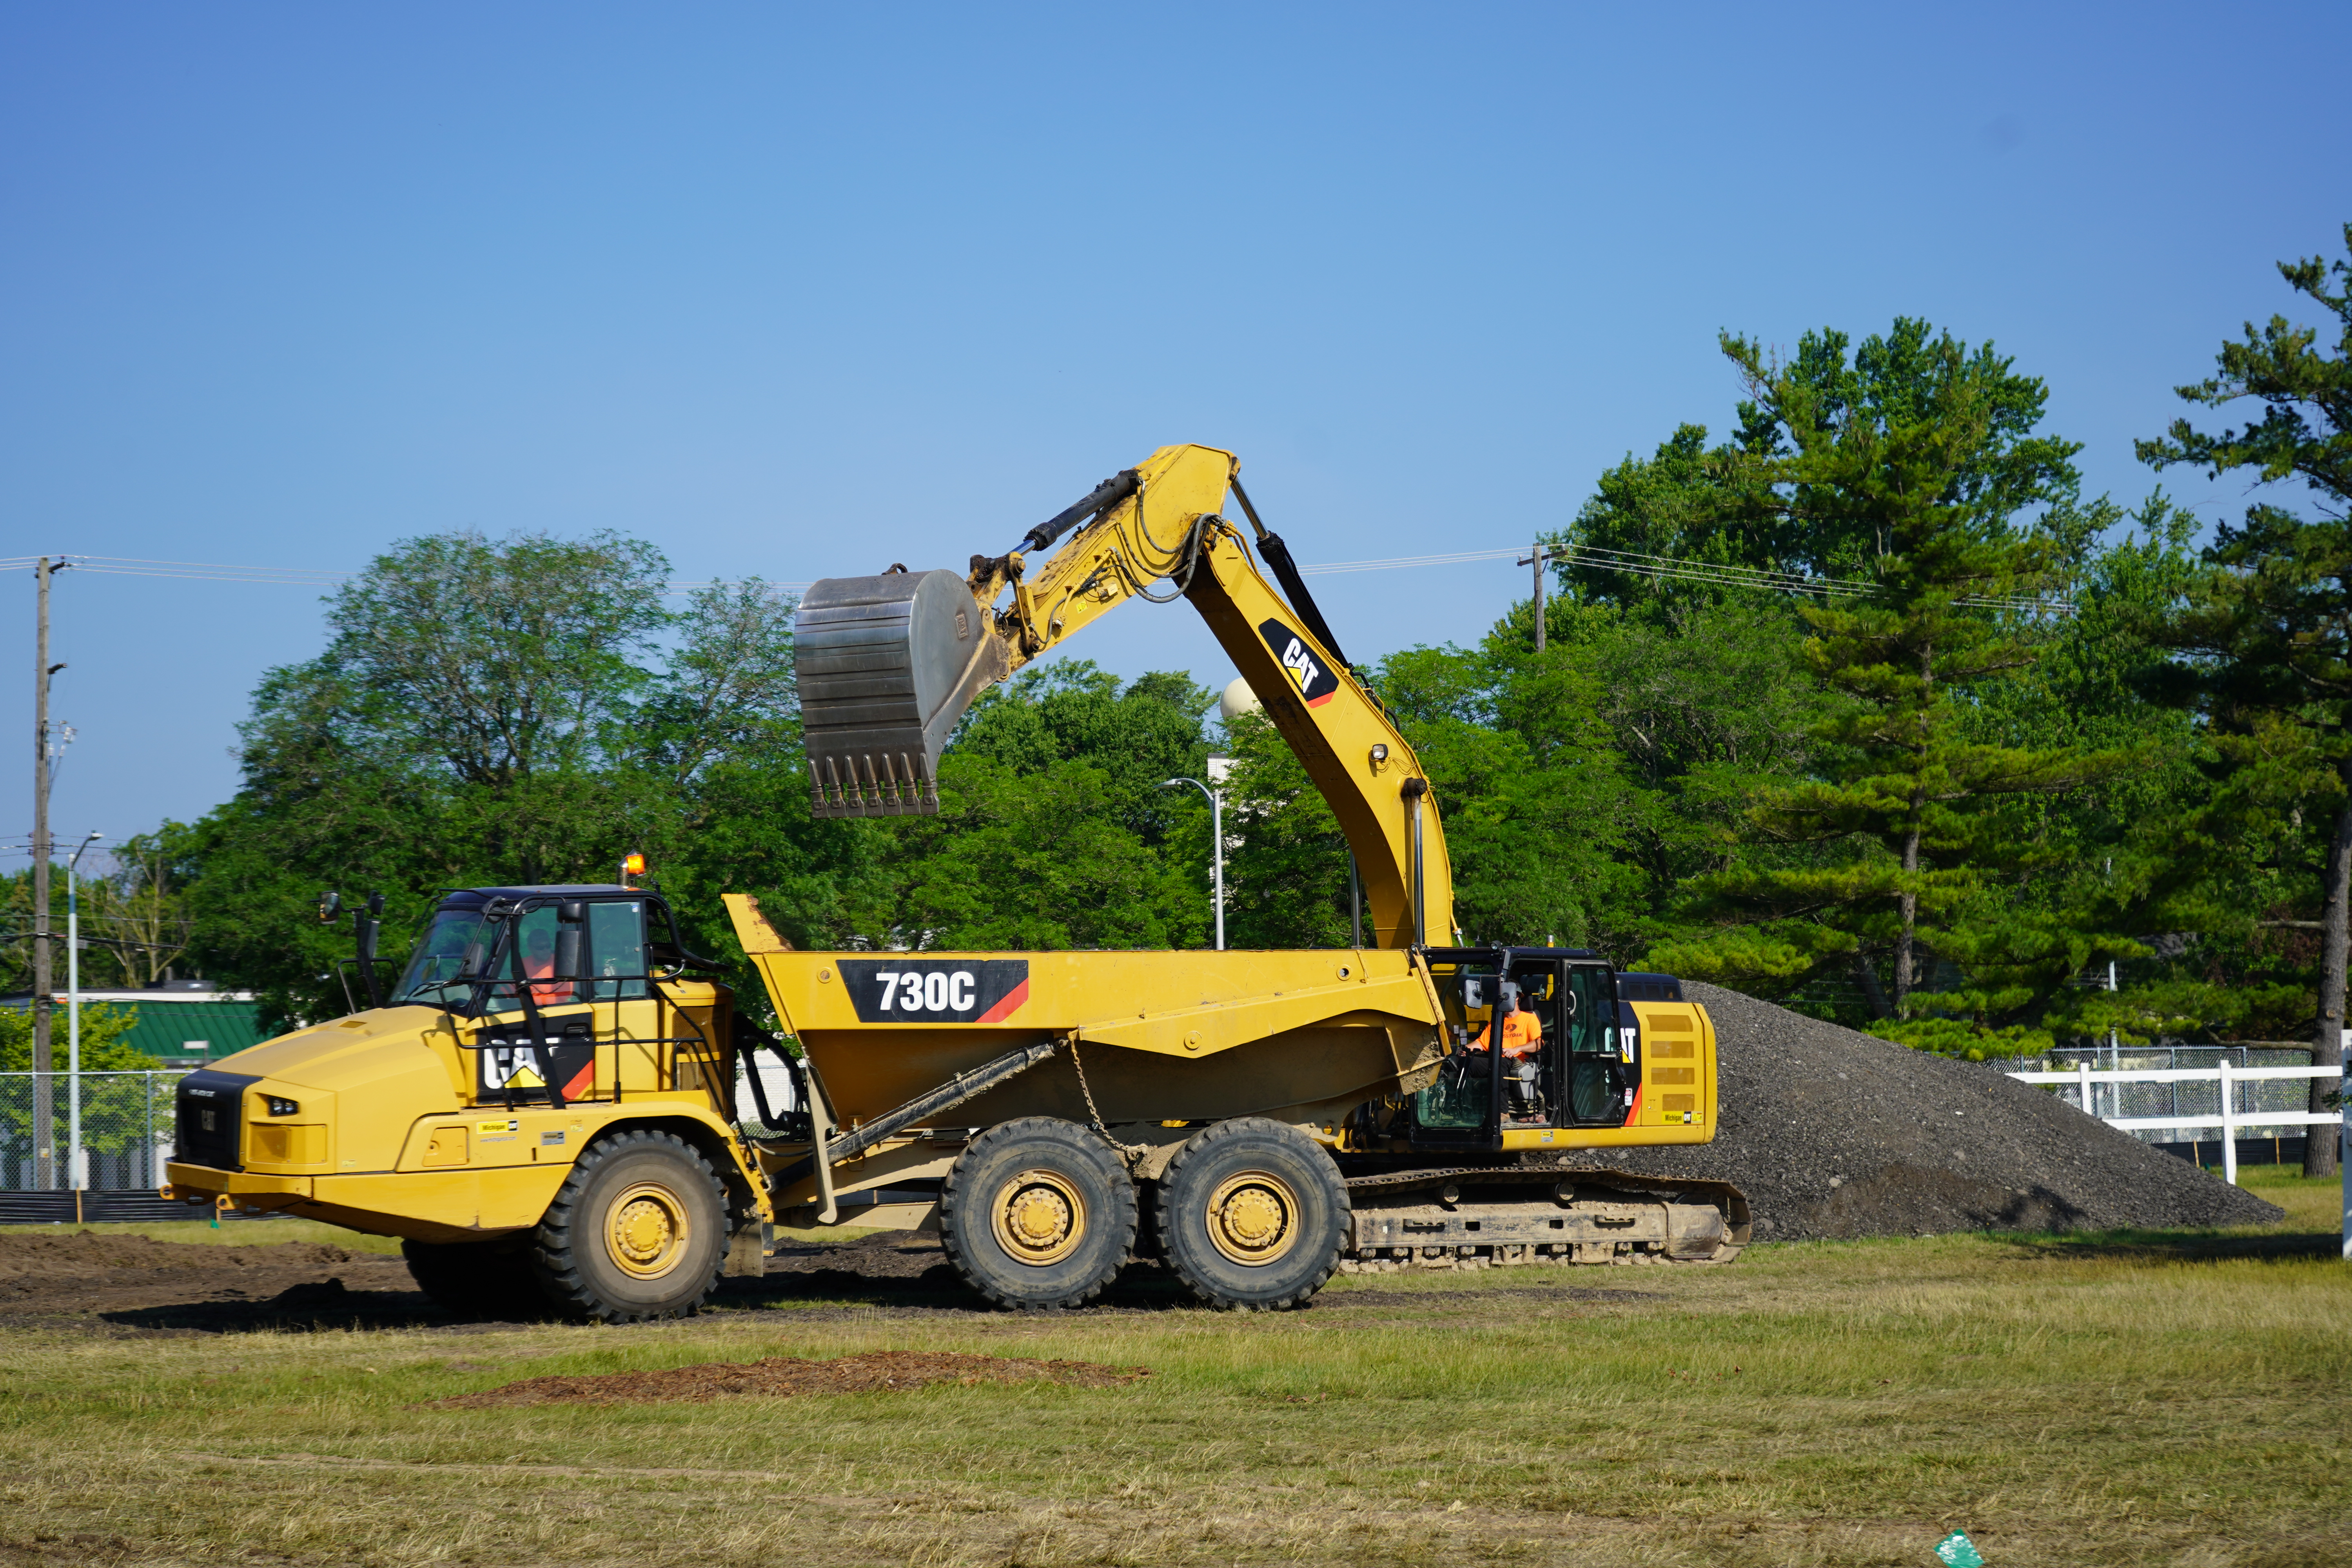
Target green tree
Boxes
[878,661,1215,950]
[2136,222,2352,1176]
[179,531,857,1027]
[1656,320,2139,1048]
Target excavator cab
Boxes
[1410,949,1631,1151]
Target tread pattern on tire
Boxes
[531,1128,729,1323]
[938,1116,1136,1311]
[1157,1116,1349,1311]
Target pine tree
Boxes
[2136,223,2352,1178]
[1657,321,2140,1048]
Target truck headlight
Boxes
[265,1096,300,1117]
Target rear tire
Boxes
[938,1117,1135,1310]
[1157,1118,1347,1310]
[402,1236,552,1320]
[531,1129,728,1323]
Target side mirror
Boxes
[1461,975,1485,1010]
[317,890,341,924]
[553,902,586,981]
[457,940,490,980]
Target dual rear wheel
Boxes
[938,1115,1347,1311]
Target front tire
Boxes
[532,1129,728,1323]
[1157,1118,1348,1310]
[938,1117,1136,1310]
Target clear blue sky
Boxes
[6,3,2349,862]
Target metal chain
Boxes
[1066,1036,1152,1168]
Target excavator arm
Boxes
[793,443,1456,949]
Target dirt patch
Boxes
[1545,981,2288,1242]
[433,1350,1149,1406]
[0,1229,420,1319]
[762,1229,966,1290]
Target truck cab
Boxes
[163,884,769,1322]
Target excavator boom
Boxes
[794,444,1455,947]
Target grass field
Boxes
[2,1168,2345,1568]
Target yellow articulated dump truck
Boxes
[163,443,1746,1320]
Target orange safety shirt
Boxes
[1474,1009,1543,1058]
[523,953,576,1007]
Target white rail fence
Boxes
[2007,1060,2342,1186]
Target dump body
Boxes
[733,904,1441,1135]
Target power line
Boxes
[0,556,810,596]
[9,546,2069,612]
[1299,541,2073,614]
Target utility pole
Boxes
[1517,542,1551,653]
[30,557,62,1189]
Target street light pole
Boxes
[67,831,103,1192]
[29,555,65,1189]
[1161,777,1224,951]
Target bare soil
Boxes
[0,1230,418,1323]
[432,1350,1149,1407]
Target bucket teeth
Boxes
[796,570,995,818]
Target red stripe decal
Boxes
[1306,690,1336,708]
[561,1063,597,1100]
[975,978,1029,1023]
[1623,1083,1642,1127]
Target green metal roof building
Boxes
[4,988,269,1065]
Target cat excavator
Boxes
[156,442,1743,1322]
[733,441,1746,1309]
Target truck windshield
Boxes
[393,908,488,1003]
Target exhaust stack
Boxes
[795,569,1004,817]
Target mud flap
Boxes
[724,1220,768,1278]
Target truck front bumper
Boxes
[163,1164,312,1214]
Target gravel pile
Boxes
[1553,981,2283,1241]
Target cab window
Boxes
[1564,965,1622,1124]
[588,900,648,1000]
[483,904,572,1015]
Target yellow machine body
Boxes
[163,983,766,1244]
[159,443,1741,1314]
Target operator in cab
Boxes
[1471,988,1542,1060]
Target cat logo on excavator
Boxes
[1258,617,1339,707]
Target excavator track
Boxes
[1336,1165,1750,1273]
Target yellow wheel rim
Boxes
[606,1180,692,1280]
[990,1169,1087,1267]
[1205,1169,1301,1267]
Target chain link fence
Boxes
[0,1070,183,1192]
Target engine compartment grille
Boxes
[174,1070,258,1172]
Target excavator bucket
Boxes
[795,570,1004,817]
